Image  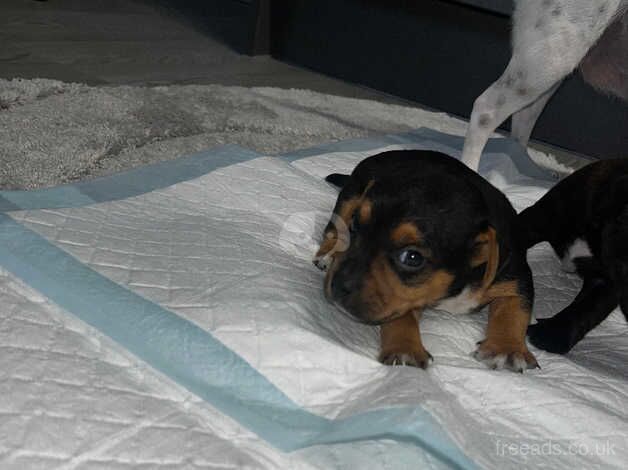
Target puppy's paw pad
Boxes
[312,253,333,271]
[473,345,538,372]
[527,321,573,354]
[379,350,433,369]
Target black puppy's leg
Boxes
[528,276,618,354]
[602,199,628,323]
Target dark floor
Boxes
[0,0,408,104]
[0,0,589,168]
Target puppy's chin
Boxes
[332,299,407,326]
[329,297,365,323]
[357,310,407,326]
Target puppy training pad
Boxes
[1,128,627,469]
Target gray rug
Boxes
[0,78,566,190]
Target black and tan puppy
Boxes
[522,159,628,354]
[314,150,538,371]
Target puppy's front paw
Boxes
[379,348,433,369]
[527,319,574,354]
[312,252,333,271]
[473,341,539,372]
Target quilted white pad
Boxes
[2,132,627,469]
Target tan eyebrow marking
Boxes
[391,222,422,246]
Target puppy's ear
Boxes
[325,173,351,189]
[471,226,499,290]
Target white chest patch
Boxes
[432,287,480,315]
[560,238,592,273]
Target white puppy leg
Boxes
[461,64,560,171]
[461,0,622,171]
[511,82,560,148]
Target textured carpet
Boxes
[0,78,567,189]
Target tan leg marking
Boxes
[379,311,433,369]
[474,296,538,372]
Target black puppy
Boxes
[314,150,538,371]
[522,159,628,354]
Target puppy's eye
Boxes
[397,248,424,269]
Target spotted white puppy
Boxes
[462,0,628,171]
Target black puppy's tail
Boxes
[325,173,351,189]
[517,204,549,249]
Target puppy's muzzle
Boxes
[325,264,364,319]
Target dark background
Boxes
[160,0,627,160]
